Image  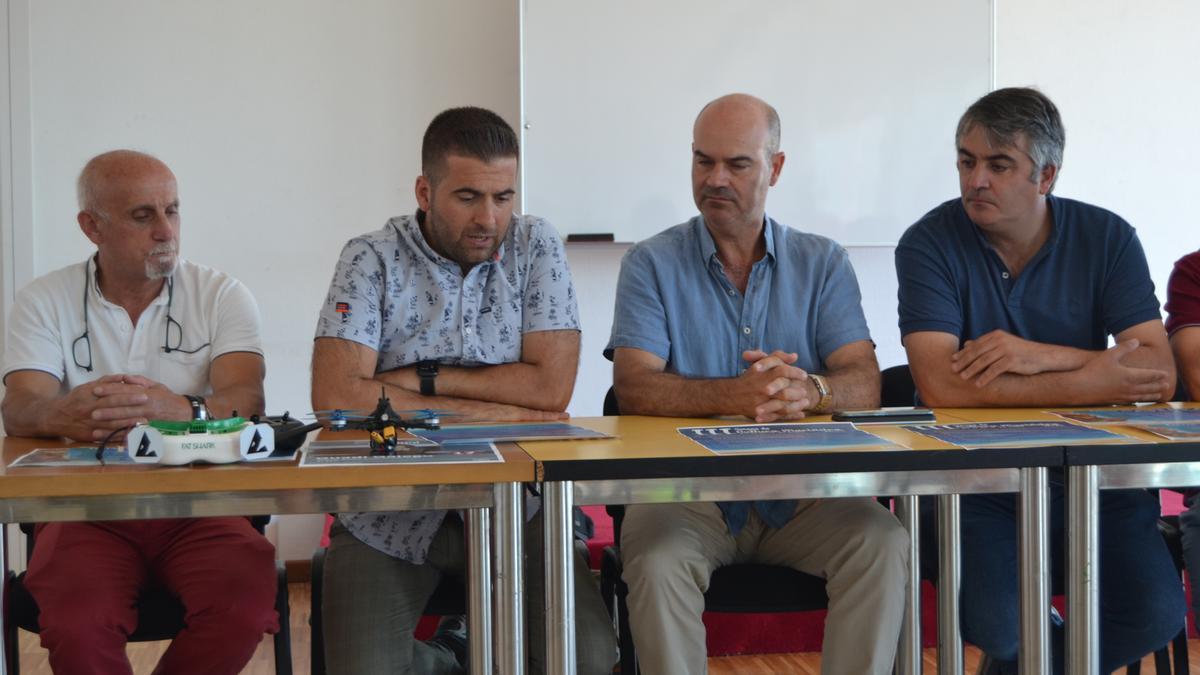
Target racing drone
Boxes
[314,388,449,455]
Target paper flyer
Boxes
[677,422,900,454]
[1126,422,1200,442]
[902,421,1129,449]
[300,440,503,467]
[409,422,612,444]
[1052,408,1200,425]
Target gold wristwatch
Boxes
[807,374,833,413]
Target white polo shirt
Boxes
[2,256,263,396]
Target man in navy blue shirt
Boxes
[608,93,908,675]
[896,87,1184,673]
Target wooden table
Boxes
[948,405,1200,675]
[520,413,1065,675]
[0,432,536,675]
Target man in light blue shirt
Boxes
[606,93,908,675]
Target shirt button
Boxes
[464,327,473,335]
[1002,272,1010,279]
[742,326,751,335]
[728,289,736,296]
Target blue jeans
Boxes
[959,483,1184,674]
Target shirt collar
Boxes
[1044,194,1062,248]
[965,195,1062,259]
[87,254,171,308]
[696,214,777,268]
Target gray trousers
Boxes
[620,498,909,675]
[323,513,616,675]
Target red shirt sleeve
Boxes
[1165,250,1200,335]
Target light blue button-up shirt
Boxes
[606,215,871,534]
[316,211,579,562]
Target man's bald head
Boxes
[77,150,175,217]
[691,94,786,233]
[694,93,781,160]
[76,150,181,282]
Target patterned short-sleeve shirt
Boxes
[315,211,579,563]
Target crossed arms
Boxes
[311,330,580,422]
[904,319,1175,407]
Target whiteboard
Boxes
[522,0,992,244]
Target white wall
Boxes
[995,0,1200,311]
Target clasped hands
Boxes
[739,349,814,423]
[60,374,191,441]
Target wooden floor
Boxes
[13,582,1197,673]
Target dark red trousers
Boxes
[25,517,279,675]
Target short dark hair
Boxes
[956,87,1065,191]
[421,107,519,181]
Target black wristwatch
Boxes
[183,394,209,421]
[417,360,439,396]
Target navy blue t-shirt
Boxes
[895,195,1160,349]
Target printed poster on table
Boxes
[1051,408,1200,425]
[311,422,612,451]
[409,422,612,444]
[9,446,135,468]
[677,422,900,455]
[902,421,1129,449]
[301,440,503,467]
[1125,422,1200,442]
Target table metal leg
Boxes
[493,482,525,675]
[467,507,494,675]
[1,524,7,675]
[894,495,922,675]
[938,494,963,675]
[1067,465,1099,675]
[544,480,575,675]
[1019,467,1051,675]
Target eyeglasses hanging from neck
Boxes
[72,261,211,372]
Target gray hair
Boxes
[76,166,97,213]
[956,87,1065,192]
[764,103,781,158]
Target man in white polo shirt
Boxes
[0,150,278,675]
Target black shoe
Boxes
[977,655,1018,675]
[429,614,469,672]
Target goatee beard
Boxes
[146,245,178,280]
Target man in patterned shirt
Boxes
[311,107,615,674]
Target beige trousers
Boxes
[620,498,909,675]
